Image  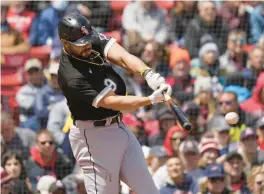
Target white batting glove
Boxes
[148,84,170,104]
[145,70,166,90]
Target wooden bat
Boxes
[163,93,192,131]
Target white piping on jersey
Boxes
[104,38,117,59]
[92,86,113,108]
[63,49,105,66]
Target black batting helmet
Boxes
[58,13,98,46]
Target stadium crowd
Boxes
[1,1,264,194]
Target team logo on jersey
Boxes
[81,26,89,35]
[104,78,117,91]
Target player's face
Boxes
[67,42,92,60]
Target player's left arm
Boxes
[107,42,171,93]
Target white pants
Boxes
[69,121,159,194]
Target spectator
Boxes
[166,47,194,104]
[256,118,264,150]
[211,116,233,156]
[16,58,45,129]
[2,150,32,193]
[34,62,64,128]
[1,111,36,159]
[198,164,234,194]
[159,157,198,194]
[179,140,205,181]
[122,1,168,45]
[26,130,73,192]
[238,128,264,171]
[146,146,168,175]
[210,92,258,142]
[140,41,170,78]
[247,165,264,194]
[169,1,197,45]
[62,172,86,194]
[217,2,250,33]
[37,175,66,194]
[163,125,187,157]
[1,5,30,55]
[6,1,36,40]
[223,152,251,193]
[67,1,112,33]
[148,107,177,147]
[249,3,264,44]
[244,46,264,81]
[193,77,216,121]
[241,72,264,118]
[1,168,13,194]
[219,29,248,75]
[198,140,220,170]
[184,1,229,58]
[182,102,206,141]
[35,0,69,45]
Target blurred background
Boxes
[1,1,264,194]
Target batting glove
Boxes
[144,69,166,91]
[148,84,170,104]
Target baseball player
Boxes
[57,13,172,194]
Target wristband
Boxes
[140,67,153,77]
[148,95,156,105]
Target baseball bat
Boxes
[163,93,192,131]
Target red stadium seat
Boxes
[103,30,122,43]
[2,53,30,68]
[155,1,175,10]
[30,45,52,67]
[1,70,24,87]
[110,0,131,11]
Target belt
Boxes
[74,114,122,127]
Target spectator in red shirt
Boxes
[256,118,264,150]
[6,1,36,40]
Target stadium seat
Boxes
[103,30,122,43]
[155,1,175,10]
[110,0,131,11]
[1,70,24,87]
[30,45,52,67]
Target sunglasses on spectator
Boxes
[171,137,185,142]
[230,38,246,44]
[38,141,54,145]
[259,126,264,130]
[256,180,263,186]
[242,136,257,141]
[209,177,225,183]
[218,100,233,106]
[28,68,40,74]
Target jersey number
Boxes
[104,78,117,91]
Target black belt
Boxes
[74,114,122,127]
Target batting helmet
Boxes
[58,13,98,46]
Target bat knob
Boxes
[183,122,192,131]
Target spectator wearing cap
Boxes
[210,91,259,142]
[148,107,177,147]
[1,5,30,56]
[146,146,168,175]
[62,172,86,194]
[37,175,66,194]
[256,118,264,150]
[179,140,205,181]
[198,136,220,171]
[238,127,264,171]
[164,125,187,157]
[219,29,248,75]
[16,58,45,129]
[209,116,233,156]
[198,164,233,194]
[165,47,194,105]
[184,1,229,58]
[223,152,251,194]
[159,157,198,194]
[182,102,205,141]
[241,72,264,118]
[1,111,36,159]
[34,62,65,129]
[25,130,73,192]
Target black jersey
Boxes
[58,34,126,120]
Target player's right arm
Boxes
[96,85,168,111]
